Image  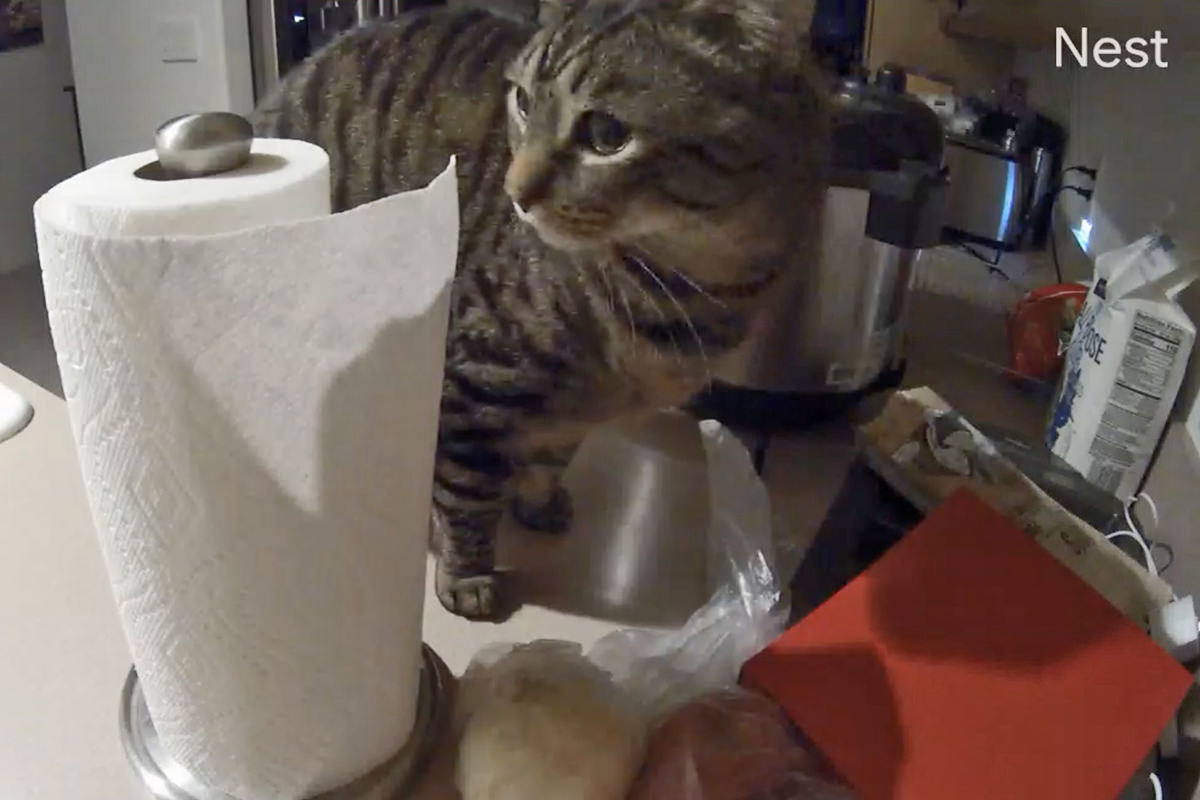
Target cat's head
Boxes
[503,0,826,282]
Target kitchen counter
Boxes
[0,358,677,799]
[0,356,636,798]
[0,364,141,797]
[0,290,1077,799]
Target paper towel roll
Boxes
[34,139,458,799]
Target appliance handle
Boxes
[1022,146,1055,233]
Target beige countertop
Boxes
[0,364,141,799]
[0,361,671,799]
[0,357,806,799]
[0,291,1085,799]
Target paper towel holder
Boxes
[153,113,254,179]
[118,644,452,800]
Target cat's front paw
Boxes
[511,485,573,534]
[435,564,501,620]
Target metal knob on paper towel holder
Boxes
[152,112,254,179]
[117,114,452,800]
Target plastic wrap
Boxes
[629,689,854,800]
[455,420,800,798]
[588,420,787,718]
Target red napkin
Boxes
[743,489,1191,800]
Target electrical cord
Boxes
[1050,222,1063,284]
[1152,541,1176,574]
[1125,491,1159,540]
[1062,165,1100,181]
[1149,772,1164,800]
[1105,489,1169,800]
[1045,183,1095,284]
[1109,490,1182,800]
[952,164,1098,283]
[956,241,1007,273]
[1106,493,1166,577]
[1053,184,1094,202]
[1107,531,1157,576]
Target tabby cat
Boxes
[254,0,827,619]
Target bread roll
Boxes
[455,641,646,800]
[629,690,853,800]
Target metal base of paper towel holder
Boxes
[119,644,452,800]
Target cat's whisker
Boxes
[624,268,681,369]
[594,261,618,317]
[630,255,713,386]
[626,264,686,368]
[614,281,639,356]
[646,256,728,309]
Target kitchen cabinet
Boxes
[937,0,1067,50]
[870,0,1194,92]
[866,0,1015,93]
[938,0,1198,52]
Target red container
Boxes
[1006,283,1088,385]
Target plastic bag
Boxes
[588,419,787,719]
[455,641,647,800]
[455,420,793,799]
[629,689,854,800]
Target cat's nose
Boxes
[506,148,555,212]
[512,184,548,213]
[508,172,553,213]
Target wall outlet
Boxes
[156,17,199,64]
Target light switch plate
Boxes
[156,17,199,64]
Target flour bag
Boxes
[1047,234,1198,500]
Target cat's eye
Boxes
[510,84,531,120]
[579,111,631,157]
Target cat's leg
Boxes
[432,445,511,620]
[510,442,580,533]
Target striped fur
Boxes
[254,1,826,618]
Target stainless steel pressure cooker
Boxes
[693,66,947,429]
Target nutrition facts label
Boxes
[1087,311,1185,492]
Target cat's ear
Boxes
[677,0,798,58]
[538,0,568,26]
[537,0,608,27]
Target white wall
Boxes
[1018,53,1200,266]
[65,0,254,166]
[1016,2,1200,264]
[1016,8,1200,398]
[0,0,82,273]
[1014,1,1200,503]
